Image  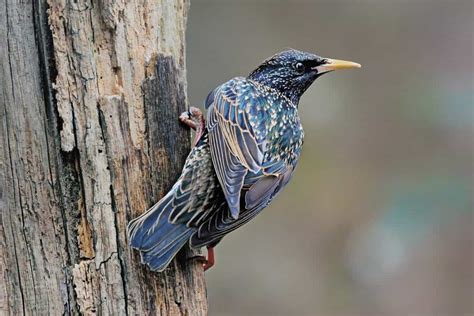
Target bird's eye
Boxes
[294,62,305,74]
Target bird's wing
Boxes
[207,78,268,219]
[190,166,294,248]
[167,135,225,228]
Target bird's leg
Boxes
[179,106,205,147]
[186,246,215,271]
[202,246,215,271]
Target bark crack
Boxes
[32,0,78,313]
[18,191,38,314]
[96,251,117,271]
[97,105,129,315]
[5,0,16,101]
[110,185,129,316]
[3,96,26,315]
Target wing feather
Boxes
[191,165,295,248]
[207,78,268,219]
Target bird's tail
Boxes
[127,185,194,272]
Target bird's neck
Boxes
[247,74,301,106]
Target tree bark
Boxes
[1,0,208,314]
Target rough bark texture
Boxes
[0,0,208,314]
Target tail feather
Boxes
[141,228,193,271]
[127,187,196,272]
[128,193,175,250]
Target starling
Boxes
[127,49,360,271]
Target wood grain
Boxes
[1,0,208,314]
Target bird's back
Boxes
[191,77,304,246]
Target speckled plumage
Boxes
[127,49,360,271]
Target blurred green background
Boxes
[186,1,473,315]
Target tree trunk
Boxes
[0,0,208,314]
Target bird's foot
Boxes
[179,107,205,146]
[188,246,215,271]
[179,107,200,130]
[202,247,215,271]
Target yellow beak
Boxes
[314,58,361,73]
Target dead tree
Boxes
[0,0,208,314]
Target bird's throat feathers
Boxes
[248,69,320,106]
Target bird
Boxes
[127,49,360,272]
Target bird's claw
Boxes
[179,110,196,130]
[179,107,205,147]
[186,246,215,271]
[179,107,204,130]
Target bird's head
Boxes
[248,49,361,104]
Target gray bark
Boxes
[0,0,208,314]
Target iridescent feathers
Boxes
[127,49,331,272]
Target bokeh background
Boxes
[186,1,473,315]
